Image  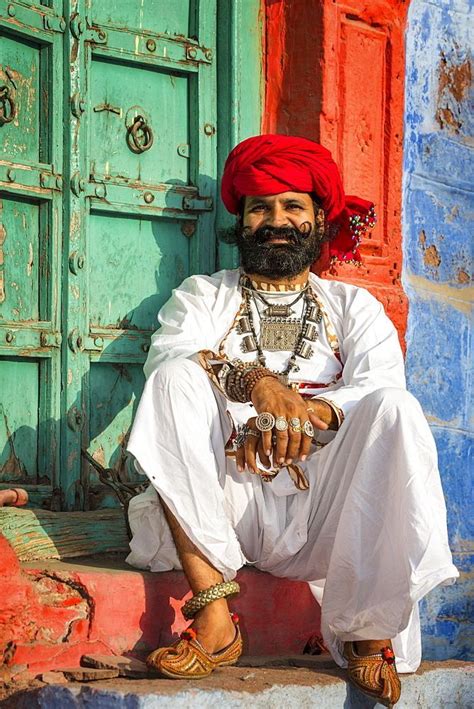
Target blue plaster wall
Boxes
[403,0,473,660]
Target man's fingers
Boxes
[285,428,301,463]
[257,440,271,469]
[308,412,329,430]
[235,446,245,472]
[299,424,313,460]
[244,432,260,473]
[274,429,289,465]
[261,430,273,457]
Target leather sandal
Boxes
[344,641,401,707]
[146,614,243,679]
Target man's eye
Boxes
[287,204,303,210]
[250,205,267,212]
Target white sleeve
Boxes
[314,288,406,416]
[143,276,217,379]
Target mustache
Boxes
[241,222,313,246]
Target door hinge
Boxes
[183,195,213,211]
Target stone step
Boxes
[13,556,321,673]
[8,660,473,708]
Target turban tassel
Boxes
[221,134,376,264]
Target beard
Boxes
[234,221,323,279]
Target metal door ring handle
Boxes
[127,114,153,153]
[0,86,16,126]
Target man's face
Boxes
[243,192,316,235]
[236,192,324,279]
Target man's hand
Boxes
[240,377,336,467]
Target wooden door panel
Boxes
[0,32,42,163]
[0,2,63,506]
[91,1,191,37]
[0,358,39,483]
[0,195,41,322]
[89,59,189,185]
[88,213,190,331]
[59,0,217,508]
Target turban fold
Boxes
[221,134,376,264]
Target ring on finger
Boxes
[289,417,302,433]
[256,412,276,432]
[275,416,288,432]
[234,424,249,449]
[246,429,260,438]
[302,420,314,437]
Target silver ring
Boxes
[289,417,301,432]
[234,425,248,449]
[256,412,276,432]
[247,429,260,438]
[275,416,288,432]
[303,420,314,437]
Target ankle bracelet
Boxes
[182,581,240,620]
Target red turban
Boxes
[221,134,376,264]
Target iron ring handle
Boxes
[127,114,154,153]
[0,86,16,126]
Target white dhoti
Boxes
[126,357,458,673]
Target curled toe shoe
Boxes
[146,617,243,679]
[344,641,401,707]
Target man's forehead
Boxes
[245,192,312,204]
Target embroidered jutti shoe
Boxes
[344,641,401,707]
[146,619,243,679]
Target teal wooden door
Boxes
[1,0,217,510]
[0,0,64,508]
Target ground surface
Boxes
[1,657,471,708]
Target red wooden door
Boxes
[263,0,409,339]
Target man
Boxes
[126,135,457,706]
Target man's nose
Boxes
[265,206,289,227]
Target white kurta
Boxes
[126,269,458,672]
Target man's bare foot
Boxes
[190,598,237,654]
[354,639,392,656]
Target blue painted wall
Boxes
[403,0,473,660]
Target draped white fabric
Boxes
[126,269,458,672]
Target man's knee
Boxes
[357,387,421,417]
[151,357,207,389]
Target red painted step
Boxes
[11,557,321,673]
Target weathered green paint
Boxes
[0,0,63,508]
[0,0,263,513]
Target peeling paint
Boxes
[405,273,473,314]
[423,243,441,268]
[436,52,472,135]
[0,200,5,303]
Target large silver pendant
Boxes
[260,319,300,351]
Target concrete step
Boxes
[14,556,321,673]
[7,659,473,708]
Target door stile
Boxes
[189,0,217,277]
[61,0,90,509]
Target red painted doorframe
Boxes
[262,0,409,340]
